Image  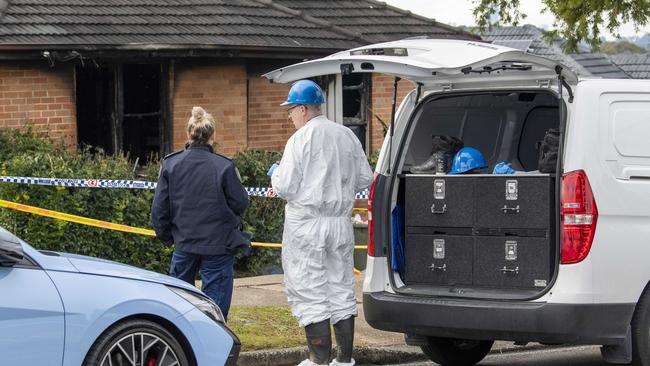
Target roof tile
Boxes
[0,0,477,51]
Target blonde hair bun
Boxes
[192,106,205,121]
[187,106,215,144]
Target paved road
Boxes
[361,345,608,366]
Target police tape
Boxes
[0,199,368,251]
[0,199,366,275]
[0,199,155,236]
[0,176,157,189]
[0,176,371,200]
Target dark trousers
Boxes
[170,249,235,321]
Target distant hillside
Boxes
[622,33,650,51]
[601,40,647,55]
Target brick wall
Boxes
[246,70,415,154]
[247,62,295,151]
[171,61,248,157]
[0,62,76,147]
[369,74,414,153]
[0,61,417,158]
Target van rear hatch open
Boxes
[264,39,575,301]
[264,39,577,87]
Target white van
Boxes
[265,39,650,366]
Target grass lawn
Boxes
[228,306,305,351]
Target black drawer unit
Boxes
[405,175,474,229]
[473,236,550,289]
[404,234,473,286]
[474,176,553,230]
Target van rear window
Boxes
[519,107,559,171]
[407,92,559,172]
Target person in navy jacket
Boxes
[152,106,249,320]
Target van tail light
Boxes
[367,172,379,257]
[561,170,598,264]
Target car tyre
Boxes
[421,337,493,366]
[632,286,650,366]
[83,318,190,366]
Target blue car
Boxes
[0,226,239,366]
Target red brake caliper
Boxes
[147,359,157,366]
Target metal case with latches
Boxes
[474,176,554,230]
[404,175,474,229]
[404,234,473,286]
[473,236,551,289]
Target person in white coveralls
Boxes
[270,79,374,366]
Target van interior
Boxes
[392,90,561,300]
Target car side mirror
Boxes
[0,240,23,267]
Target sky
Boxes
[383,0,650,40]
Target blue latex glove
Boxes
[493,162,515,174]
[267,162,279,177]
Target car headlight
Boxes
[168,286,225,324]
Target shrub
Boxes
[0,131,171,273]
[368,149,380,170]
[232,150,285,276]
[0,126,61,161]
[0,129,286,277]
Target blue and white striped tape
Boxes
[0,176,157,189]
[0,176,370,199]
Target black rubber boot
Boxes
[333,316,355,363]
[305,319,332,365]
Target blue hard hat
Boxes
[281,80,325,106]
[449,147,487,174]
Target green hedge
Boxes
[0,129,284,276]
[233,150,284,276]
[0,129,172,273]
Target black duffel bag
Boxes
[537,128,560,173]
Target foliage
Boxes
[0,129,287,277]
[233,150,285,276]
[229,306,304,351]
[0,126,62,160]
[600,40,647,54]
[472,0,650,52]
[0,129,171,273]
[368,149,380,170]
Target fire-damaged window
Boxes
[75,63,170,163]
[342,74,370,152]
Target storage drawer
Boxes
[404,234,473,286]
[475,176,553,230]
[405,175,474,228]
[473,236,550,289]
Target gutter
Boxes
[0,43,346,61]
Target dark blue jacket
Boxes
[151,143,250,255]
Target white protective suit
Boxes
[272,114,374,327]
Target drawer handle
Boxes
[429,263,447,272]
[500,266,519,275]
[501,205,520,214]
[431,203,447,214]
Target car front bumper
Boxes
[220,323,241,366]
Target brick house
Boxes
[0,0,477,160]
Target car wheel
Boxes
[83,319,190,366]
[632,286,650,366]
[421,337,493,366]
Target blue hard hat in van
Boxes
[449,147,487,174]
[281,80,325,106]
